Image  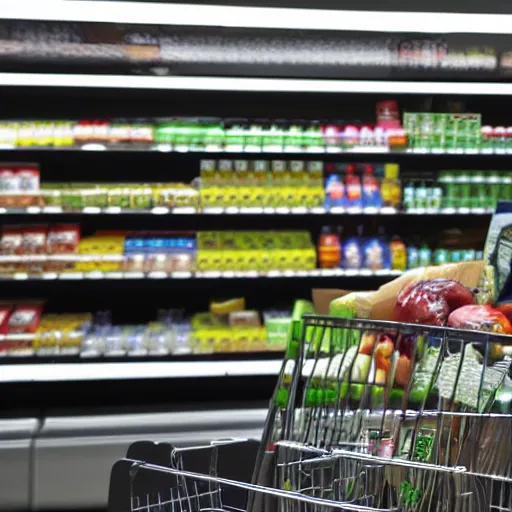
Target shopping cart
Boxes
[108,438,399,512]
[107,314,512,512]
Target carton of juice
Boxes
[294,231,317,270]
[233,160,249,207]
[274,232,294,270]
[305,161,325,207]
[271,160,288,207]
[196,232,222,271]
[237,232,261,270]
[253,160,269,207]
[288,160,306,207]
[258,232,278,270]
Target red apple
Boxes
[392,279,474,326]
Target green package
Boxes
[432,114,447,151]
[225,123,246,148]
[457,171,471,209]
[438,171,456,209]
[245,123,263,148]
[203,124,225,147]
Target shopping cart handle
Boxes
[210,437,250,446]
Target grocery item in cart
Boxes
[447,304,512,334]
[391,279,475,326]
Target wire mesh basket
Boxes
[264,315,512,449]
[251,315,512,512]
[109,453,400,512]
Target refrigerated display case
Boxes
[0,1,512,509]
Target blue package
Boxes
[363,237,389,270]
[124,236,145,254]
[342,237,362,269]
[324,173,345,208]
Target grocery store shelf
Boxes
[2,2,511,33]
[3,144,512,157]
[0,268,404,281]
[0,206,495,216]
[2,73,512,96]
[0,359,283,382]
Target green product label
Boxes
[445,115,460,150]
[432,114,447,150]
[400,481,421,507]
[413,431,434,462]
[487,174,501,208]
[262,126,284,147]
[418,113,435,150]
[427,187,442,209]
[284,126,303,147]
[154,124,177,144]
[203,126,225,146]
[226,125,245,147]
[470,174,486,208]
[245,126,263,147]
[174,125,195,146]
[303,127,324,147]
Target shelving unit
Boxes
[0,0,508,387]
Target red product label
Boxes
[46,224,80,254]
[8,305,42,334]
[21,226,47,255]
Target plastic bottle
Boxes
[381,164,401,209]
[342,226,363,270]
[344,164,362,209]
[390,235,407,271]
[419,243,432,267]
[362,164,382,209]
[407,239,420,269]
[402,180,415,211]
[324,165,345,209]
[318,226,341,269]
[364,226,389,270]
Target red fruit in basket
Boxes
[448,304,512,334]
[495,303,512,322]
[376,335,394,357]
[394,354,412,387]
[392,279,474,326]
[359,332,376,355]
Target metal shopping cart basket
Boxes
[253,315,512,511]
[107,314,512,512]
